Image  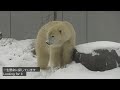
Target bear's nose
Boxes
[46,41,50,45]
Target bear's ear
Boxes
[59,30,62,34]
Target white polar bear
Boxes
[35,21,76,69]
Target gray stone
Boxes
[0,32,2,40]
[72,48,120,71]
[31,48,36,55]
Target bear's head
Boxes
[46,22,71,47]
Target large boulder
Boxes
[72,41,120,71]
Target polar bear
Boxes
[35,21,76,69]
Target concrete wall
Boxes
[87,11,120,43]
[0,11,10,38]
[0,11,120,45]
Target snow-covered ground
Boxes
[0,38,120,79]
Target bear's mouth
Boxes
[46,42,50,45]
[46,41,51,45]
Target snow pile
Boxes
[76,41,120,56]
[0,39,120,79]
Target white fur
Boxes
[35,21,76,69]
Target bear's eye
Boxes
[59,30,62,34]
[51,36,54,37]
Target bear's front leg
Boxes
[62,42,74,66]
[48,46,62,68]
[35,45,49,69]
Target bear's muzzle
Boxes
[46,40,51,45]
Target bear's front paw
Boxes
[48,61,61,68]
[48,62,53,68]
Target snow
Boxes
[76,41,120,56]
[0,39,120,79]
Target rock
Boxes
[0,32,2,40]
[31,48,36,55]
[72,48,120,71]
